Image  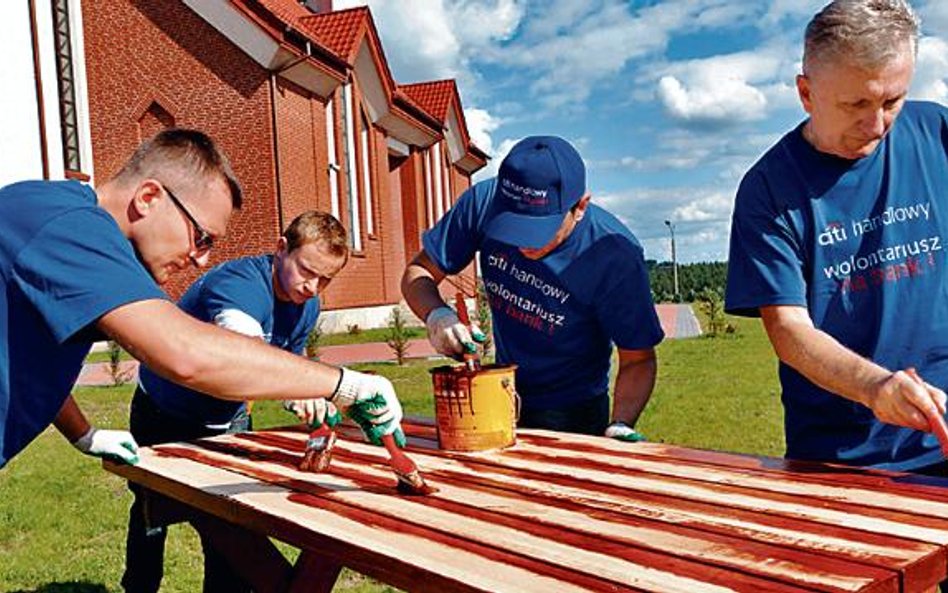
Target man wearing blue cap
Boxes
[402,136,664,439]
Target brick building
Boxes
[5,0,487,330]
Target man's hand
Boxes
[72,427,139,465]
[330,369,404,444]
[605,421,646,443]
[283,398,342,428]
[866,370,948,431]
[425,306,486,359]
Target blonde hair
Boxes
[803,0,920,74]
[283,211,348,259]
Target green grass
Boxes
[5,313,782,592]
[318,326,426,347]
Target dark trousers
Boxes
[122,387,252,593]
[517,393,610,436]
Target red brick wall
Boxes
[82,0,479,309]
[82,0,278,298]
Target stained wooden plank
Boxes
[105,421,948,593]
[235,435,945,585]
[194,432,904,593]
[146,438,826,593]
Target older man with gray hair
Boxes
[726,0,948,477]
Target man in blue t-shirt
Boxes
[726,0,948,473]
[402,136,664,438]
[123,210,349,593]
[0,129,404,590]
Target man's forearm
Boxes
[53,395,91,443]
[762,309,889,408]
[98,299,343,402]
[401,251,450,321]
[612,350,657,426]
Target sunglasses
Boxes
[161,184,214,251]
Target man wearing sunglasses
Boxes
[0,127,405,590]
[123,210,350,593]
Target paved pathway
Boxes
[76,304,701,386]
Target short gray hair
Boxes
[803,0,920,74]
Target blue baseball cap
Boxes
[484,136,586,249]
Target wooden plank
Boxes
[188,432,905,593]
[258,428,946,591]
[144,438,827,593]
[110,451,624,593]
[507,431,948,518]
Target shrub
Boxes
[305,321,323,359]
[107,341,133,386]
[476,281,493,358]
[385,307,411,365]
[695,287,732,338]
[346,323,361,335]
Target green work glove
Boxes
[605,421,646,443]
[72,427,140,465]
[347,393,407,447]
[283,398,342,428]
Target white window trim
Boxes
[325,96,340,219]
[433,142,444,221]
[360,112,374,235]
[423,148,433,229]
[342,82,362,251]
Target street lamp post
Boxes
[664,220,679,301]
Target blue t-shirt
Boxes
[424,178,664,410]
[0,180,167,467]
[140,255,320,425]
[726,101,948,471]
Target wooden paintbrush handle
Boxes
[906,368,948,456]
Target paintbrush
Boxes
[454,292,480,372]
[298,424,337,473]
[381,432,437,495]
[906,367,948,457]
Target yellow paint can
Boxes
[431,364,519,451]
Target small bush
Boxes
[305,321,323,359]
[385,307,411,365]
[107,341,133,386]
[476,282,493,358]
[346,323,361,335]
[696,287,732,338]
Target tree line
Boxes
[647,260,728,303]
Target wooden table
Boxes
[105,418,948,593]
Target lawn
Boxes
[0,313,783,592]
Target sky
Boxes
[335,0,948,263]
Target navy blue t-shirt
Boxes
[424,178,664,410]
[140,255,320,425]
[726,101,948,471]
[0,180,167,467]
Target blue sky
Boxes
[337,0,948,263]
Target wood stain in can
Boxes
[430,363,519,451]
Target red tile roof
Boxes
[399,80,456,122]
[256,0,312,24]
[298,7,368,62]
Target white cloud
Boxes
[649,46,799,128]
[464,107,502,155]
[657,75,768,125]
[913,36,948,104]
[595,187,734,262]
[919,1,948,37]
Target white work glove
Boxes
[425,306,486,359]
[72,427,140,465]
[330,368,404,446]
[283,398,342,428]
[605,421,646,443]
